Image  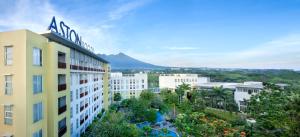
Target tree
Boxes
[140,90,155,101]
[247,83,300,137]
[113,93,122,102]
[175,83,191,104]
[83,111,141,137]
[192,98,206,112]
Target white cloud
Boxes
[166,46,200,50]
[108,0,151,21]
[132,34,300,70]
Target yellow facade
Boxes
[0,29,110,137]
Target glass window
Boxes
[32,129,42,137]
[58,96,66,108]
[33,48,42,66]
[4,46,13,65]
[5,75,12,95]
[4,105,13,125]
[58,74,66,85]
[58,117,66,129]
[33,75,42,94]
[33,102,43,123]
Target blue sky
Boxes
[0,0,300,69]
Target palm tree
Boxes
[212,87,227,109]
[175,83,191,104]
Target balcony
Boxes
[80,80,84,84]
[80,106,84,112]
[58,126,67,137]
[58,62,66,69]
[79,66,83,70]
[58,84,66,91]
[85,91,88,96]
[85,115,88,120]
[85,80,88,83]
[58,105,67,115]
[80,92,84,98]
[80,119,84,125]
[85,103,88,108]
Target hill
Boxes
[98,52,164,70]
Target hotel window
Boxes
[5,75,13,95]
[33,48,42,66]
[58,52,66,69]
[33,75,42,94]
[58,96,67,115]
[58,74,66,91]
[32,129,42,137]
[58,117,67,137]
[4,46,13,65]
[4,105,13,125]
[33,102,43,123]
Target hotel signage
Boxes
[48,16,94,52]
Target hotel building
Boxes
[0,29,111,137]
[159,74,210,90]
[110,72,148,100]
[234,82,263,112]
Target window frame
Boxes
[4,105,13,125]
[4,46,13,65]
[4,75,13,95]
[33,47,42,66]
[33,75,43,94]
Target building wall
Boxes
[110,73,148,100]
[159,74,209,90]
[103,64,111,110]
[0,29,109,137]
[0,30,28,137]
[26,30,50,137]
[45,41,70,137]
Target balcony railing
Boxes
[58,84,66,91]
[58,62,66,69]
[70,65,107,73]
[58,105,67,115]
[58,126,67,137]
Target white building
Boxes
[234,82,263,112]
[197,82,240,91]
[159,74,210,90]
[110,72,148,100]
[69,48,110,137]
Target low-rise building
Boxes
[196,82,240,91]
[110,72,148,100]
[159,74,209,90]
[234,82,263,112]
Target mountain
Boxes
[98,52,164,70]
